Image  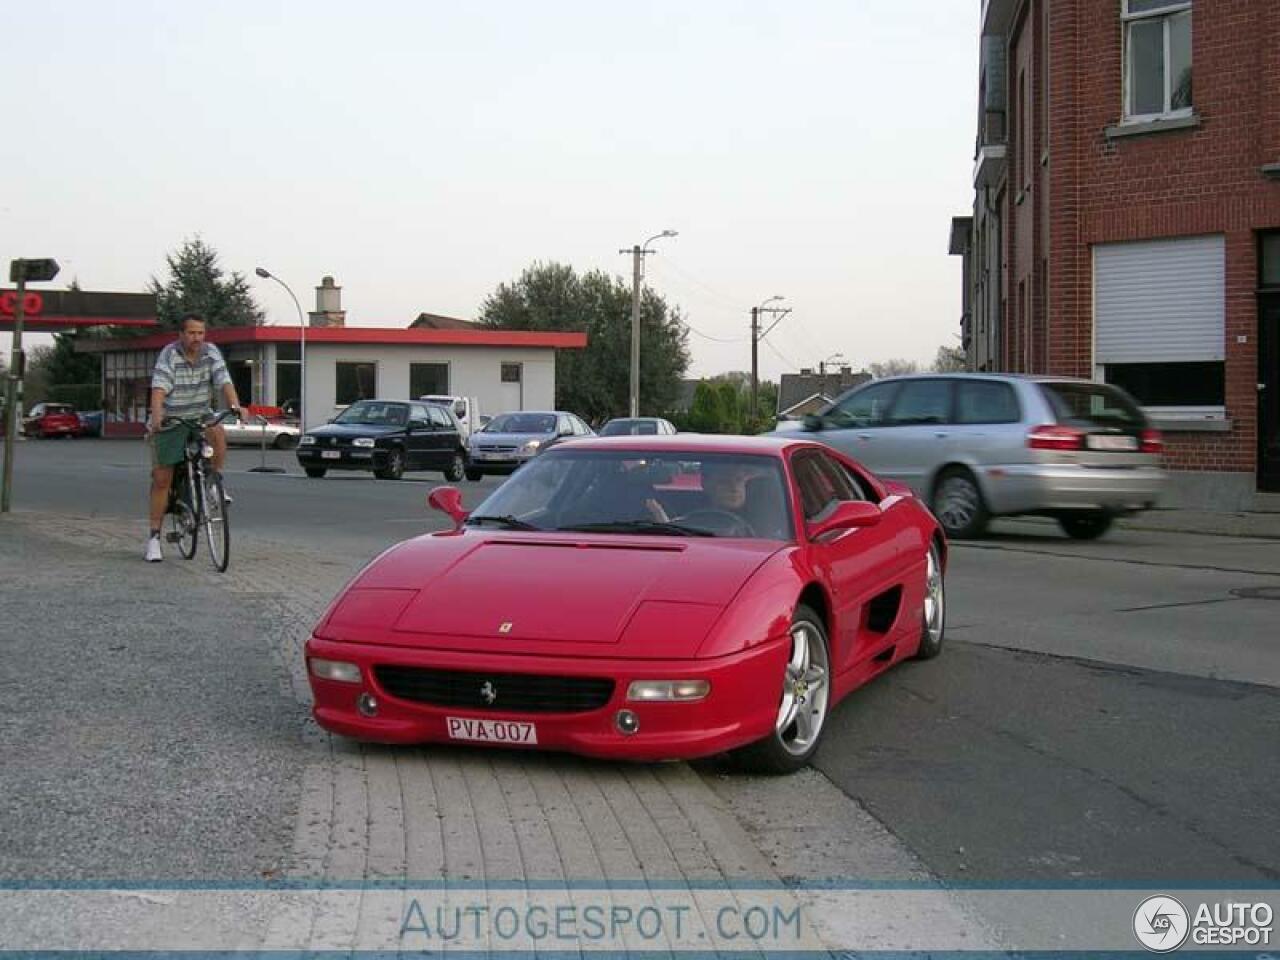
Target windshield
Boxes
[333,401,408,426]
[468,450,793,540]
[1040,382,1146,430]
[484,413,558,434]
[600,419,658,436]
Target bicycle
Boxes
[161,409,236,572]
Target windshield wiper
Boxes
[556,520,715,537]
[465,514,541,531]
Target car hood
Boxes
[316,532,783,657]
[307,423,403,439]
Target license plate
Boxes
[321,450,341,459]
[446,716,538,744]
[1087,434,1138,451]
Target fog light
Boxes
[615,710,639,735]
[310,658,362,684]
[626,679,710,702]
[357,693,379,717]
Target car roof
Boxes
[555,434,810,457]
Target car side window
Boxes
[886,379,954,426]
[793,451,861,519]
[572,416,591,435]
[828,382,900,428]
[428,405,453,429]
[956,380,1020,424]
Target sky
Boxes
[3,1,978,383]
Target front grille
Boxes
[476,444,518,454]
[375,666,615,714]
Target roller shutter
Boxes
[1094,235,1224,363]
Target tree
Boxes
[478,262,690,421]
[868,358,920,379]
[932,343,967,372]
[148,236,264,330]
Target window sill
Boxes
[1105,113,1201,141]
[1149,416,1232,433]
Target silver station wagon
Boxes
[796,374,1166,539]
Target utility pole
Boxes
[750,296,788,419]
[620,230,677,418]
[2,258,60,514]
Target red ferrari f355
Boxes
[306,435,946,773]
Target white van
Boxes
[420,395,481,438]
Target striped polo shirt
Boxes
[151,341,231,420]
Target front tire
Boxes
[443,451,466,483]
[304,467,327,478]
[375,447,405,480]
[274,433,298,450]
[465,467,483,482]
[1058,511,1113,540]
[931,467,989,539]
[733,604,831,774]
[913,541,946,660]
[200,471,230,572]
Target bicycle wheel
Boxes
[200,470,231,572]
[167,494,199,559]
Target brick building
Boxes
[953,0,1280,508]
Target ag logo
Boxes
[1134,895,1190,952]
[480,681,497,705]
[498,621,513,634]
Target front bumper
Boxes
[306,634,790,761]
[983,463,1166,515]
[296,447,378,470]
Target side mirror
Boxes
[807,500,882,540]
[802,414,824,432]
[428,486,469,530]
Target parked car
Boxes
[296,399,468,481]
[223,411,300,449]
[465,410,593,480]
[792,373,1165,540]
[304,434,946,771]
[598,417,678,436]
[22,403,83,439]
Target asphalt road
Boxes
[6,438,1279,885]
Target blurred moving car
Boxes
[22,403,83,439]
[794,373,1165,540]
[223,411,300,449]
[304,434,947,772]
[77,410,104,438]
[296,399,468,481]
[466,410,593,480]
[598,417,678,436]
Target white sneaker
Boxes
[144,535,164,563]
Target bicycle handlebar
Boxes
[161,408,240,431]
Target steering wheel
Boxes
[677,508,756,537]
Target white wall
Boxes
[299,344,558,428]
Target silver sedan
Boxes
[223,414,301,449]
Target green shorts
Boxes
[149,423,195,468]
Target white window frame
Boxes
[1121,0,1192,123]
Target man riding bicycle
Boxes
[145,313,241,562]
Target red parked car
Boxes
[306,435,947,773]
[22,403,83,439]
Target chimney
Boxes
[799,367,814,376]
[308,275,346,328]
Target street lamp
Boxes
[620,230,678,418]
[254,267,306,431]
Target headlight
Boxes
[309,658,362,683]
[626,680,710,702]
[299,435,316,446]
[519,439,543,455]
[353,437,376,448]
